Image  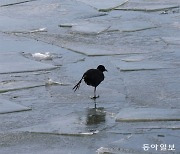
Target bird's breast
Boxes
[83,69,104,87]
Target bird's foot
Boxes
[90,95,99,99]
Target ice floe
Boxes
[10,28,47,34]
[0,53,58,74]
[0,0,36,7]
[68,19,156,34]
[71,22,110,34]
[0,80,45,93]
[0,98,31,114]
[172,21,180,29]
[116,108,180,122]
[161,37,180,45]
[76,0,128,11]
[116,2,180,12]
[121,55,146,62]
[97,134,180,153]
[63,44,147,56]
[112,60,172,71]
[109,20,157,32]
[21,52,61,62]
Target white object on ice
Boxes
[45,78,71,86]
[32,52,52,60]
[29,27,47,33]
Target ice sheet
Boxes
[116,2,179,12]
[76,0,127,11]
[0,0,35,7]
[109,20,157,32]
[0,80,45,93]
[121,55,146,62]
[161,37,180,45]
[0,98,31,114]
[63,44,148,56]
[0,53,58,74]
[116,108,180,122]
[18,115,99,136]
[71,22,110,34]
[0,0,179,153]
[97,134,180,153]
[112,60,172,71]
[70,19,156,34]
[172,21,180,29]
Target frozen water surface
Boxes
[76,0,128,11]
[0,80,45,93]
[116,108,180,122]
[121,55,146,62]
[97,134,180,154]
[71,22,110,34]
[109,20,157,32]
[161,37,180,45]
[62,44,148,56]
[116,1,180,12]
[17,114,100,136]
[0,98,31,114]
[0,0,36,7]
[0,52,58,74]
[112,59,173,71]
[0,0,180,153]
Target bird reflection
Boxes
[86,107,106,125]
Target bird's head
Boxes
[97,65,107,72]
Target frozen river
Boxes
[0,0,180,153]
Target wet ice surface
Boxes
[17,114,101,136]
[0,0,180,153]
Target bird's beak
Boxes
[105,69,108,72]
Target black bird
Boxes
[73,65,107,99]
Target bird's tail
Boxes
[73,77,83,92]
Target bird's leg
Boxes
[91,87,99,99]
[94,87,96,98]
[73,78,83,92]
